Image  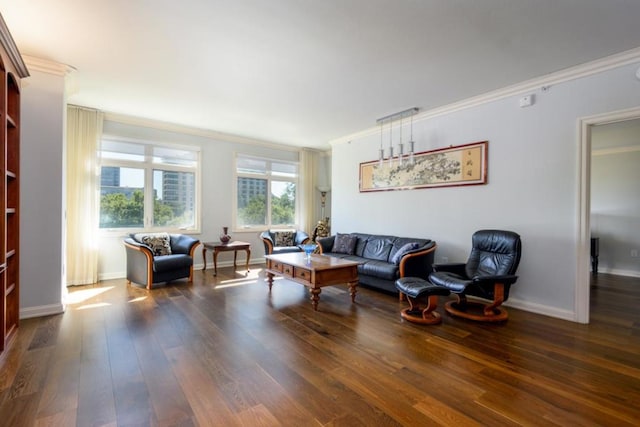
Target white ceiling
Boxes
[2,1,640,150]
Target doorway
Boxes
[577,107,640,323]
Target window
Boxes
[99,138,200,231]
[235,154,298,230]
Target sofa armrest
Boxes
[124,238,154,289]
[399,242,437,279]
[260,231,275,255]
[317,236,335,254]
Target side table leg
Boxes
[233,250,238,269]
[245,248,251,273]
[213,249,219,276]
[202,247,207,271]
[348,281,358,303]
[267,272,274,291]
[310,288,321,311]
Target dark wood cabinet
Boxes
[0,14,29,354]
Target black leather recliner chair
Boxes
[124,233,200,289]
[429,229,522,322]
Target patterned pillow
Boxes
[332,233,357,255]
[134,232,172,256]
[274,231,296,247]
[391,242,420,264]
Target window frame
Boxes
[98,136,201,234]
[233,153,300,232]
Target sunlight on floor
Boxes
[64,286,114,305]
[76,302,111,310]
[215,268,264,289]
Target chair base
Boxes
[445,300,509,322]
[400,305,442,325]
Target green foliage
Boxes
[238,194,267,226]
[100,190,179,228]
[272,183,295,225]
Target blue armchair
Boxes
[124,233,200,289]
[260,229,310,255]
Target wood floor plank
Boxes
[0,270,639,426]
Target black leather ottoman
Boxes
[395,277,450,324]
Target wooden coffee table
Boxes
[264,252,361,311]
[202,241,251,276]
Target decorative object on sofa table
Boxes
[299,243,318,261]
[220,226,231,243]
[360,140,488,192]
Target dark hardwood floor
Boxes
[1,267,639,426]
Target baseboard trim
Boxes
[504,298,578,323]
[596,268,640,278]
[20,303,65,320]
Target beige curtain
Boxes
[299,148,318,235]
[66,106,103,285]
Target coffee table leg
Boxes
[310,288,321,311]
[213,249,219,276]
[202,247,207,271]
[267,272,274,291]
[348,281,358,303]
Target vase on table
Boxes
[220,227,231,244]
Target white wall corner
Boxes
[20,303,65,320]
[505,298,579,323]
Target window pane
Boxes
[100,139,145,162]
[100,166,144,228]
[271,181,296,225]
[153,170,196,228]
[237,157,267,174]
[272,161,297,178]
[153,146,198,167]
[237,176,267,226]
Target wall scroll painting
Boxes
[359,141,488,192]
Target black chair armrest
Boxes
[170,234,200,255]
[432,263,467,276]
[124,237,153,254]
[399,242,437,279]
[472,274,519,286]
[295,231,310,245]
[260,231,275,254]
[317,236,335,254]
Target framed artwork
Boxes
[359,141,488,192]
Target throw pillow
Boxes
[332,233,357,255]
[391,242,420,264]
[274,231,295,247]
[135,232,172,256]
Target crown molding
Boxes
[0,13,29,78]
[102,111,303,153]
[330,46,640,146]
[23,55,75,76]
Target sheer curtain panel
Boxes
[66,106,103,285]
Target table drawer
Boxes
[294,267,311,283]
[281,263,294,277]
[268,260,284,273]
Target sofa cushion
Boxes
[362,236,393,261]
[358,259,398,281]
[274,231,295,246]
[390,242,420,264]
[153,254,192,273]
[332,233,357,255]
[135,232,172,256]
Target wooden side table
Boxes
[202,241,251,276]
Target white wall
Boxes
[591,120,640,276]
[20,69,65,317]
[330,61,640,321]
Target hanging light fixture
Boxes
[378,121,384,168]
[397,114,404,167]
[376,107,419,166]
[408,112,416,164]
[388,115,394,168]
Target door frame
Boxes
[576,106,640,323]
